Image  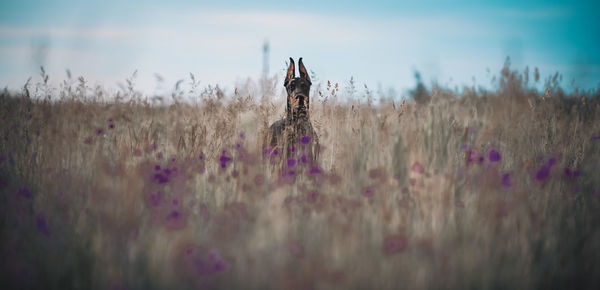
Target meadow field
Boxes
[1,64,600,289]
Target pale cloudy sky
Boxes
[1,0,599,96]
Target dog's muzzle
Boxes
[296,94,307,108]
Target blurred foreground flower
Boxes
[535,158,556,181]
[383,235,407,255]
[300,135,311,145]
[488,149,501,162]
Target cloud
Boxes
[0,9,502,53]
[1,8,597,93]
[0,25,133,39]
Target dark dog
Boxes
[264,57,319,168]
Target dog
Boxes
[264,57,319,169]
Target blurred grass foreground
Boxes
[1,63,600,290]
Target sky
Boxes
[1,0,599,97]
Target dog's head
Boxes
[284,57,311,121]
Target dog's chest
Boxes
[279,120,314,144]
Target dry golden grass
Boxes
[1,64,600,289]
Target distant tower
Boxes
[261,40,270,98]
[262,40,270,79]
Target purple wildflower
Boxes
[199,203,210,220]
[272,148,279,156]
[289,242,304,257]
[96,128,103,135]
[362,187,374,197]
[308,191,318,203]
[591,135,600,142]
[564,168,581,178]
[535,167,550,181]
[156,153,163,159]
[171,157,176,163]
[411,162,424,173]
[369,169,382,179]
[17,188,32,199]
[108,118,113,122]
[263,146,272,155]
[219,150,232,169]
[148,191,162,207]
[300,153,308,164]
[488,149,501,162]
[165,210,186,229]
[409,178,416,186]
[84,137,92,144]
[198,154,204,160]
[300,135,311,145]
[501,173,512,188]
[287,158,296,168]
[109,123,115,129]
[254,175,264,185]
[207,250,229,273]
[290,145,296,153]
[309,165,321,175]
[535,158,556,181]
[154,165,161,171]
[36,215,51,237]
[213,259,229,273]
[383,235,407,255]
[153,173,169,184]
[466,149,477,163]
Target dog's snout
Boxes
[296,94,306,105]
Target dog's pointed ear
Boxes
[285,57,295,85]
[298,57,311,84]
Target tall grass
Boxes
[1,63,600,289]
